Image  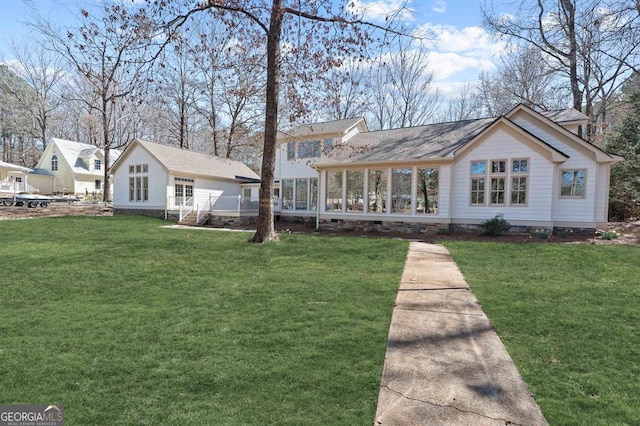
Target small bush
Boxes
[481,214,511,237]
[601,230,620,240]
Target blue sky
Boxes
[0,0,513,98]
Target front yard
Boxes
[0,216,407,425]
[2,214,638,425]
[444,241,640,426]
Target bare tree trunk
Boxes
[251,0,282,243]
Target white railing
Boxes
[166,194,280,224]
[177,196,195,222]
[0,180,31,193]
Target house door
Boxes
[174,183,194,206]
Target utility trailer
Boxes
[1,193,54,208]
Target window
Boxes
[309,178,318,211]
[470,160,486,205]
[323,138,334,154]
[243,188,252,199]
[561,170,585,197]
[417,168,438,214]
[287,143,296,161]
[471,161,486,175]
[512,159,528,173]
[471,178,485,205]
[491,160,506,173]
[510,159,528,205]
[287,140,324,160]
[129,164,149,202]
[51,155,58,171]
[511,177,527,205]
[346,171,364,212]
[391,169,412,214]
[95,159,101,170]
[282,179,294,210]
[295,178,308,210]
[95,180,101,190]
[326,171,343,211]
[368,169,387,213]
[129,177,135,201]
[490,178,506,205]
[142,177,148,201]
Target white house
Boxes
[111,139,260,224]
[0,160,54,195]
[32,137,121,196]
[275,104,622,233]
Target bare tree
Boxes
[475,46,571,116]
[141,0,408,243]
[30,3,152,201]
[442,83,484,122]
[3,42,65,149]
[365,38,440,130]
[483,0,640,139]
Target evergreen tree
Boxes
[605,74,640,218]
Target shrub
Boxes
[480,214,511,237]
[601,230,620,240]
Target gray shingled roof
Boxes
[541,108,588,123]
[136,139,260,181]
[279,117,365,139]
[316,117,497,165]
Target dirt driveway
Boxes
[0,202,113,220]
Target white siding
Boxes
[594,163,610,223]
[113,147,167,208]
[512,116,599,224]
[451,128,555,223]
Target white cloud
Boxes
[347,0,415,23]
[432,1,446,14]
[414,24,507,100]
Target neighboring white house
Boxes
[275,104,623,232]
[111,139,261,223]
[32,137,121,196]
[0,160,54,195]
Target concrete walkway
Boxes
[374,242,548,425]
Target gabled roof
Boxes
[507,104,618,163]
[117,139,260,182]
[0,160,31,172]
[316,117,496,165]
[49,137,122,175]
[278,117,367,140]
[315,105,619,167]
[540,108,588,124]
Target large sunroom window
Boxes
[326,171,343,211]
[346,171,364,212]
[368,169,387,213]
[417,168,438,214]
[391,169,412,214]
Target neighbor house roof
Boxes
[49,137,121,175]
[278,117,366,140]
[129,139,260,182]
[0,160,31,172]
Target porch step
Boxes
[177,211,210,227]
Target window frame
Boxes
[560,169,586,198]
[51,155,58,171]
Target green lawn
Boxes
[443,241,640,426]
[0,216,408,425]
